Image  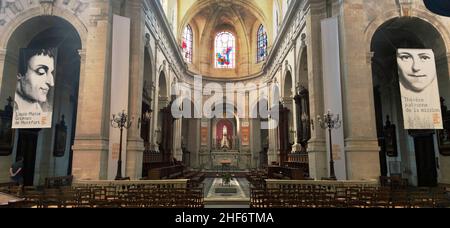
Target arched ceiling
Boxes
[179,0,269,40]
[178,0,272,79]
[178,0,271,36]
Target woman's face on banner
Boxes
[20,54,55,103]
[397,49,437,92]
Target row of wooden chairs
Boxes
[3,185,204,208]
[250,186,450,208]
[247,170,268,189]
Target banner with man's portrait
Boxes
[397,48,443,129]
[12,48,57,129]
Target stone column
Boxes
[305,1,328,180]
[440,53,450,184]
[340,0,379,180]
[150,54,162,153]
[291,95,299,152]
[291,90,303,153]
[124,0,145,180]
[0,48,12,182]
[282,97,295,146]
[72,1,113,180]
[267,81,278,165]
[173,118,183,161]
[149,81,158,152]
[0,48,6,103]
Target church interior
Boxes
[0,0,450,208]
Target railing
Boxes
[73,179,189,189]
[265,179,379,189]
[143,150,163,163]
[250,185,450,208]
[287,153,308,163]
[2,184,204,208]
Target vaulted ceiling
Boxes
[177,0,273,78]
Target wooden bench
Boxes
[44,176,73,189]
[268,166,305,180]
[148,165,184,180]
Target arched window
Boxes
[215,32,235,69]
[182,25,193,63]
[257,25,268,63]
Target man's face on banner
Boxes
[18,54,55,103]
[397,49,437,92]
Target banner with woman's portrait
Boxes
[397,48,442,130]
[12,48,57,129]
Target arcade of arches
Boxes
[0,0,449,192]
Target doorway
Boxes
[412,131,438,187]
[16,129,40,186]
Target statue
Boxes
[220,126,230,149]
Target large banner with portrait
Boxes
[12,48,57,129]
[397,49,443,129]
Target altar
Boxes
[211,150,239,168]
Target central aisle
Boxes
[203,177,251,208]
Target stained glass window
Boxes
[257,25,268,63]
[215,32,235,69]
[182,25,193,63]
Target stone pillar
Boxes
[440,54,450,184]
[150,55,162,153]
[189,118,201,168]
[291,93,300,153]
[149,81,158,152]
[282,97,295,146]
[72,1,112,180]
[173,118,183,161]
[0,48,17,108]
[250,118,262,169]
[0,48,6,102]
[340,0,379,180]
[267,81,278,165]
[124,0,145,180]
[291,91,304,153]
[0,48,12,183]
[305,1,328,180]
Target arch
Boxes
[0,7,88,50]
[0,13,83,183]
[182,24,193,63]
[158,71,168,99]
[257,24,268,63]
[370,16,449,186]
[364,9,450,56]
[370,17,449,90]
[296,46,309,89]
[215,31,236,69]
[143,48,154,105]
[283,70,293,99]
[216,118,234,148]
[211,102,240,149]
[272,82,281,107]
[145,44,156,79]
